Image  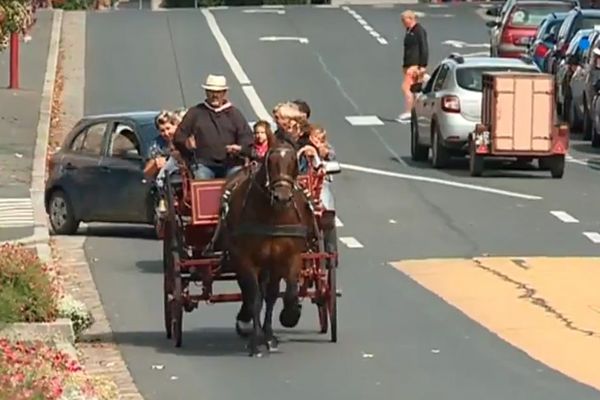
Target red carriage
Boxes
[159,158,342,348]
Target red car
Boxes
[488,0,577,58]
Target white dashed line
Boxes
[335,217,344,227]
[345,115,384,126]
[549,210,579,223]
[339,237,364,248]
[0,198,34,228]
[583,232,600,244]
[260,4,284,8]
[243,9,285,14]
[341,6,388,45]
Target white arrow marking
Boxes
[243,9,285,14]
[443,40,490,49]
[259,36,309,44]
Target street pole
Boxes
[9,32,19,90]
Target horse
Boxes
[221,138,319,357]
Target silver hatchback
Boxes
[410,55,540,168]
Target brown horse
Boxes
[221,138,318,357]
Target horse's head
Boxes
[263,140,298,205]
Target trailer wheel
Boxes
[171,249,183,348]
[549,155,565,179]
[328,257,338,343]
[163,230,173,339]
[469,141,484,177]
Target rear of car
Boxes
[528,13,568,71]
[438,60,540,150]
[499,1,575,58]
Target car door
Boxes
[571,38,592,112]
[414,65,442,145]
[58,120,110,221]
[96,120,153,223]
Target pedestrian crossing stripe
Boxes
[0,198,34,228]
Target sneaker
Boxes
[396,112,411,123]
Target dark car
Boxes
[45,111,162,235]
[488,0,576,58]
[527,12,569,71]
[547,8,600,75]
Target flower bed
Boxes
[0,244,110,398]
[0,339,118,399]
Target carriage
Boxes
[160,155,342,348]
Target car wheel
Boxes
[431,123,449,169]
[410,111,429,162]
[48,190,80,235]
[592,124,600,148]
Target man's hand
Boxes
[155,156,167,169]
[185,136,196,150]
[298,145,317,158]
[226,144,242,154]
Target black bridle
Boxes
[262,145,298,205]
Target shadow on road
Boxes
[82,327,331,357]
[136,259,163,273]
[62,224,158,240]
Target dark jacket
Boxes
[173,102,253,167]
[275,128,301,151]
[403,23,428,68]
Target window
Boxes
[108,123,141,158]
[69,130,86,151]
[456,66,539,92]
[80,123,107,156]
[422,65,441,94]
[509,5,573,28]
[433,65,450,92]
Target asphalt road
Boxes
[82,4,600,399]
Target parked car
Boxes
[45,111,162,235]
[569,31,600,140]
[486,0,579,20]
[527,12,569,71]
[409,54,540,168]
[588,72,600,145]
[547,8,600,76]
[555,28,593,126]
[488,0,576,58]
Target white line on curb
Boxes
[340,163,543,200]
[583,232,600,244]
[341,6,388,45]
[549,210,579,223]
[339,236,364,248]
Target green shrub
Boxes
[50,0,91,10]
[0,244,58,324]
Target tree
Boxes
[0,0,32,52]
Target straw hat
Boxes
[202,74,228,91]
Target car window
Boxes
[422,65,441,94]
[456,66,539,92]
[509,5,573,28]
[108,122,141,158]
[77,122,107,156]
[69,129,86,151]
[433,65,450,92]
[558,13,576,41]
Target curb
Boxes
[0,318,75,347]
[31,9,62,265]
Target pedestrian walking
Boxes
[397,10,429,123]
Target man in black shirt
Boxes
[173,74,254,179]
[398,10,428,122]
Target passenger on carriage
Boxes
[251,120,274,160]
[172,74,254,180]
[144,110,177,179]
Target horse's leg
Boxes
[279,255,303,328]
[262,275,280,352]
[247,269,265,357]
[235,272,253,337]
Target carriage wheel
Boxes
[327,260,337,343]
[315,234,330,335]
[171,249,183,348]
[163,229,173,339]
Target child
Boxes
[307,124,335,161]
[251,120,273,160]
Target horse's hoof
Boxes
[248,349,264,358]
[235,319,252,338]
[266,339,279,353]
[279,305,302,328]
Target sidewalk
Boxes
[0,10,53,242]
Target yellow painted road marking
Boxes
[391,257,600,391]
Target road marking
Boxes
[207,5,228,10]
[340,163,543,200]
[261,4,284,8]
[339,236,363,248]
[243,9,285,14]
[201,9,251,86]
[428,4,448,8]
[565,154,594,166]
[259,36,309,44]
[443,40,491,49]
[583,232,600,244]
[335,217,344,227]
[549,210,579,223]
[341,6,388,45]
[391,256,600,392]
[0,198,34,228]
[241,85,272,122]
[345,115,384,126]
[314,4,338,7]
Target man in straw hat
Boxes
[173,74,253,179]
[397,10,429,123]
